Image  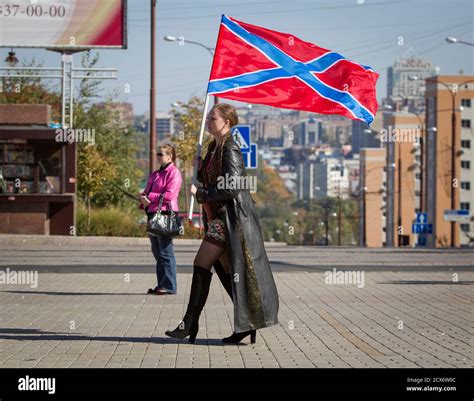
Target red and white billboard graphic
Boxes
[0,0,127,49]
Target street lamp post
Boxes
[4,49,19,64]
[397,142,402,246]
[331,212,337,245]
[338,197,342,246]
[446,37,474,46]
[384,103,437,248]
[164,35,218,105]
[383,103,426,213]
[325,212,329,246]
[150,0,157,174]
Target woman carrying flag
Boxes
[165,103,279,344]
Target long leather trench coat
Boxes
[196,133,279,333]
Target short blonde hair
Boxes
[159,144,176,163]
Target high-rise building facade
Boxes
[360,148,386,247]
[384,113,424,247]
[387,57,438,112]
[425,75,474,247]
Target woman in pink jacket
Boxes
[138,144,182,295]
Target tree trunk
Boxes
[87,195,91,233]
[182,165,188,217]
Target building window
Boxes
[460,224,470,232]
[461,160,471,169]
[460,202,470,210]
[415,173,421,179]
[461,119,471,128]
[461,182,471,190]
[461,140,471,149]
[415,190,421,196]
[461,99,471,108]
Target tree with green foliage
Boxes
[73,52,143,212]
[77,144,117,229]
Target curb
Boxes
[0,234,287,247]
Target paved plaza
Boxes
[0,235,472,368]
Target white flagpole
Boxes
[188,94,212,221]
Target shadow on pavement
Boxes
[379,280,474,285]
[2,290,151,296]
[0,328,70,335]
[0,329,242,346]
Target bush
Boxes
[76,202,205,239]
[76,202,145,237]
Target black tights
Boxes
[194,240,230,273]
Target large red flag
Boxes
[207,15,379,124]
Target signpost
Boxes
[231,125,250,151]
[232,125,258,169]
[413,212,431,246]
[412,223,432,234]
[242,143,258,169]
[443,209,470,222]
[416,212,428,224]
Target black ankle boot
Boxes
[165,266,212,343]
[222,330,256,344]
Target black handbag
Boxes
[146,194,184,237]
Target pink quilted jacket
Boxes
[138,163,182,212]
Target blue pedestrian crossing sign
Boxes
[231,125,251,152]
[232,125,258,169]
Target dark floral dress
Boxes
[199,140,227,248]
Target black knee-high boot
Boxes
[213,260,233,300]
[213,262,257,344]
[165,265,212,343]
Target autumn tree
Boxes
[77,144,117,230]
[167,96,213,216]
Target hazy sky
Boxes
[2,0,473,115]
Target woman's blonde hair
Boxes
[212,103,239,128]
[159,144,176,163]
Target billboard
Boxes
[0,0,127,49]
